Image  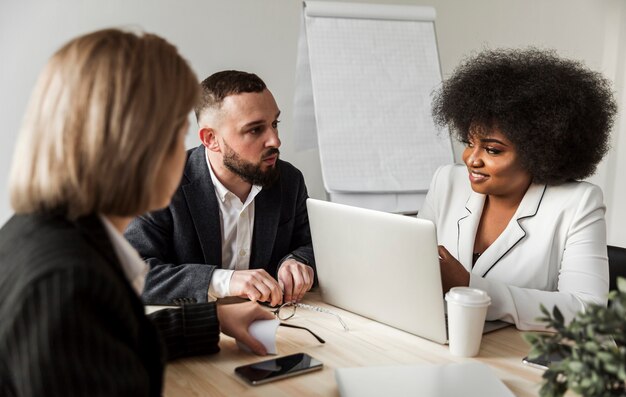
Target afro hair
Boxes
[432,48,617,184]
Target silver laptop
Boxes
[307,198,508,344]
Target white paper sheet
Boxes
[237,318,280,355]
[336,363,515,397]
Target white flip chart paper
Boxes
[294,1,453,212]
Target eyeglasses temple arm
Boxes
[334,315,349,331]
[296,303,349,331]
[279,323,326,344]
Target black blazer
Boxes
[0,213,220,397]
[125,145,315,305]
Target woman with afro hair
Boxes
[420,48,617,331]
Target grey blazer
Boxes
[125,145,315,305]
[0,212,220,397]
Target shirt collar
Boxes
[99,215,148,295]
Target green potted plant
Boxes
[525,278,626,396]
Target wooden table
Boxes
[156,294,546,396]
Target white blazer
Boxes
[419,164,609,331]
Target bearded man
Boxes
[126,71,315,306]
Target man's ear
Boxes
[199,127,220,152]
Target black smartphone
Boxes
[522,351,565,370]
[235,353,323,385]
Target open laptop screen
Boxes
[307,198,448,344]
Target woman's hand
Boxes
[438,245,470,294]
[217,301,275,355]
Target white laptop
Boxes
[335,363,515,397]
[306,198,509,344]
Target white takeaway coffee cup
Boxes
[445,287,491,357]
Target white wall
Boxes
[1,0,624,244]
[602,1,626,247]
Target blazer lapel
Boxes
[474,184,547,277]
[182,146,222,267]
[74,214,149,316]
[250,182,281,269]
[74,214,126,277]
[457,192,485,268]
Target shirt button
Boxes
[239,249,246,257]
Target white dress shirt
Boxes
[419,164,609,331]
[100,215,148,296]
[205,148,262,300]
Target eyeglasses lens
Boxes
[277,303,296,320]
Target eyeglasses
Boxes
[272,302,349,331]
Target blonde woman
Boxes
[0,29,273,396]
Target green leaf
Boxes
[583,341,599,353]
[603,362,618,374]
[523,332,538,345]
[568,362,584,373]
[595,351,613,363]
[617,277,626,293]
[579,377,592,389]
[552,306,564,325]
[527,347,544,360]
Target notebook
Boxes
[335,363,515,397]
[306,198,508,344]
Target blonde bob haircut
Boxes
[10,29,198,219]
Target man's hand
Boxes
[438,245,470,294]
[217,301,275,355]
[278,259,314,303]
[229,269,283,307]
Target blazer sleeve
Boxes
[277,168,316,276]
[125,209,217,305]
[148,303,220,361]
[470,184,609,331]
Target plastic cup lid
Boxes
[445,287,491,307]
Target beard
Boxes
[222,141,280,188]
